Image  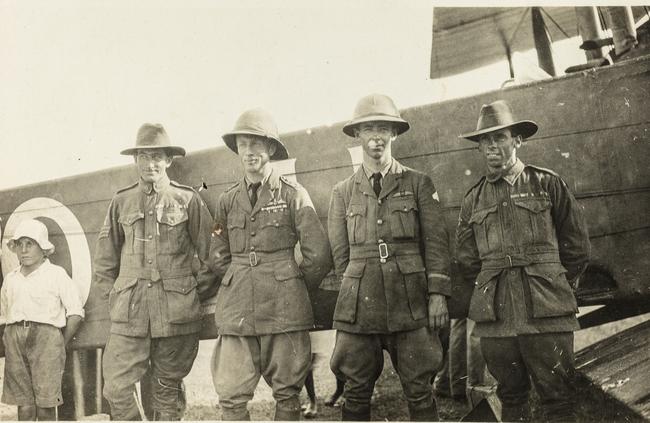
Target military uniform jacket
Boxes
[328,160,451,334]
[209,168,332,336]
[91,176,217,338]
[456,160,591,337]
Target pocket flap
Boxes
[514,199,551,214]
[162,276,197,294]
[346,203,366,218]
[524,263,567,282]
[113,277,138,293]
[158,211,188,226]
[469,205,497,225]
[343,261,366,278]
[475,269,503,288]
[118,212,144,226]
[390,197,418,213]
[227,213,246,229]
[274,261,302,281]
[395,255,425,274]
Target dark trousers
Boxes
[481,332,576,422]
[330,327,442,416]
[103,333,199,420]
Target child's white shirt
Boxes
[0,259,84,328]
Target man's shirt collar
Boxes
[139,175,171,194]
[486,158,525,185]
[362,159,393,180]
[244,167,272,190]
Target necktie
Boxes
[250,182,262,206]
[372,172,382,197]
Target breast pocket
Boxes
[157,208,189,254]
[257,212,296,251]
[389,197,419,239]
[469,205,498,253]
[119,212,145,254]
[513,199,554,245]
[227,213,247,253]
[346,203,367,245]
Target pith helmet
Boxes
[121,123,186,156]
[222,108,289,161]
[460,100,538,142]
[7,219,55,256]
[342,94,410,137]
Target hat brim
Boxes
[8,238,55,256]
[120,145,186,157]
[460,120,538,142]
[222,131,289,161]
[342,116,410,137]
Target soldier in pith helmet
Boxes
[90,123,217,420]
[209,108,331,420]
[456,100,590,421]
[328,94,451,421]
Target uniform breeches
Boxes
[211,331,311,420]
[481,332,576,422]
[102,333,199,420]
[330,327,442,414]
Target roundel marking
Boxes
[1,198,91,304]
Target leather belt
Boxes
[349,241,420,263]
[481,252,561,270]
[231,249,295,267]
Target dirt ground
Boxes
[0,312,648,421]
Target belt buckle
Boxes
[378,242,389,263]
[505,255,513,268]
[22,321,31,328]
[249,251,258,267]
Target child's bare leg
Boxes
[36,406,56,421]
[17,405,36,421]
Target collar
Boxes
[244,166,272,190]
[139,175,171,194]
[355,159,404,184]
[362,159,393,180]
[19,258,50,277]
[486,158,525,185]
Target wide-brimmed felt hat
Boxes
[222,108,289,161]
[460,100,538,142]
[343,94,410,137]
[121,123,186,156]
[8,219,55,256]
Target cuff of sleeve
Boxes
[66,309,85,319]
[427,273,451,297]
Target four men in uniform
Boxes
[87,98,589,421]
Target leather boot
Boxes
[341,403,371,421]
[275,398,301,421]
[408,402,439,421]
[222,406,251,421]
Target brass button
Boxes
[148,235,153,240]
[511,270,517,276]
[349,212,354,217]
[377,219,383,225]
[147,283,152,288]
[250,217,256,222]
[378,239,384,244]
[502,202,508,206]
[250,232,256,237]
[378,199,382,205]
[275,223,280,227]
[147,259,153,264]
[148,211,153,216]
[250,246,255,251]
